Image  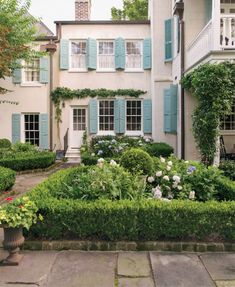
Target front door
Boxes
[70,107,87,149]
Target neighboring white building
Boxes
[1,0,235,161]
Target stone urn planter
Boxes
[0,225,25,266]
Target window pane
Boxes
[126,101,142,131]
[99,100,114,131]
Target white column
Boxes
[212,0,221,50]
[228,17,232,47]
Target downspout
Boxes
[173,0,185,159]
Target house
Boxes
[149,0,235,160]
[1,0,234,161]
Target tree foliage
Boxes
[0,0,38,93]
[181,63,235,165]
[111,0,148,20]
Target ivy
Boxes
[181,62,235,165]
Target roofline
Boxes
[35,36,57,41]
[54,20,150,25]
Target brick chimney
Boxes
[75,0,91,21]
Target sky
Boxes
[29,0,123,33]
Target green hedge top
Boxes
[0,166,16,192]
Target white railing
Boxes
[186,20,213,70]
[71,55,86,70]
[98,55,115,70]
[220,14,235,49]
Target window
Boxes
[24,59,40,82]
[99,100,114,131]
[70,41,87,70]
[73,109,86,131]
[98,41,115,70]
[126,41,142,70]
[24,114,40,146]
[221,102,235,130]
[126,100,142,131]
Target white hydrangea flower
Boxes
[167,161,173,167]
[166,165,171,171]
[98,158,105,163]
[173,182,178,189]
[153,186,162,199]
[147,176,155,183]
[160,156,166,163]
[185,161,189,164]
[110,160,117,166]
[91,153,95,157]
[173,175,181,183]
[156,171,163,177]
[177,185,183,191]
[189,191,195,200]
[163,175,170,181]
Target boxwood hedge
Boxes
[0,166,16,192]
[28,168,235,241]
[0,151,56,171]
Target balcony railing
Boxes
[221,14,235,48]
[186,20,213,70]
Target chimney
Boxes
[75,0,91,21]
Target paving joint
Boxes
[198,254,218,287]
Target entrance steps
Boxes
[65,148,81,163]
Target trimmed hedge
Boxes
[0,166,16,192]
[144,142,174,158]
[28,168,235,241]
[0,139,11,149]
[0,152,56,171]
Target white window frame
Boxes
[21,113,40,146]
[69,40,87,72]
[97,99,115,135]
[125,99,143,136]
[125,40,143,72]
[221,100,235,133]
[21,59,41,86]
[97,40,115,72]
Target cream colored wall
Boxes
[54,24,151,149]
[150,0,178,155]
[0,43,50,142]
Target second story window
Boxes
[125,41,142,71]
[98,41,115,71]
[24,59,40,82]
[70,41,87,70]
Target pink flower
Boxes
[5,197,13,202]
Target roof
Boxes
[35,20,54,37]
[54,20,150,25]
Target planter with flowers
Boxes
[0,196,42,266]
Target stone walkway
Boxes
[0,250,234,287]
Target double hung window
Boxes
[98,41,115,70]
[70,41,87,70]
[125,41,142,70]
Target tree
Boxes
[111,0,148,20]
[0,0,38,94]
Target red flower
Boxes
[5,197,13,201]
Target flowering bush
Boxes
[0,196,42,229]
[64,159,146,201]
[148,156,226,202]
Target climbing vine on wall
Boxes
[181,62,235,165]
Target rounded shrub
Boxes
[0,166,16,192]
[0,139,11,149]
[219,160,235,181]
[144,142,174,158]
[120,148,154,175]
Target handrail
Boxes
[64,128,69,154]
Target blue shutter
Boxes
[12,114,21,144]
[114,99,125,133]
[12,60,22,84]
[165,19,173,61]
[87,38,97,70]
[39,114,49,149]
[115,38,125,70]
[89,99,98,134]
[60,39,69,70]
[164,89,171,133]
[170,84,178,133]
[143,99,152,133]
[40,57,49,84]
[143,38,152,70]
[205,0,212,24]
[176,16,180,53]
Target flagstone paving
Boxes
[0,250,234,287]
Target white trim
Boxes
[98,99,115,133]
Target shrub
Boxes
[144,142,174,158]
[0,139,11,149]
[120,148,154,175]
[12,142,37,152]
[215,176,235,201]
[219,160,235,181]
[0,166,16,192]
[81,152,99,166]
[0,151,56,171]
